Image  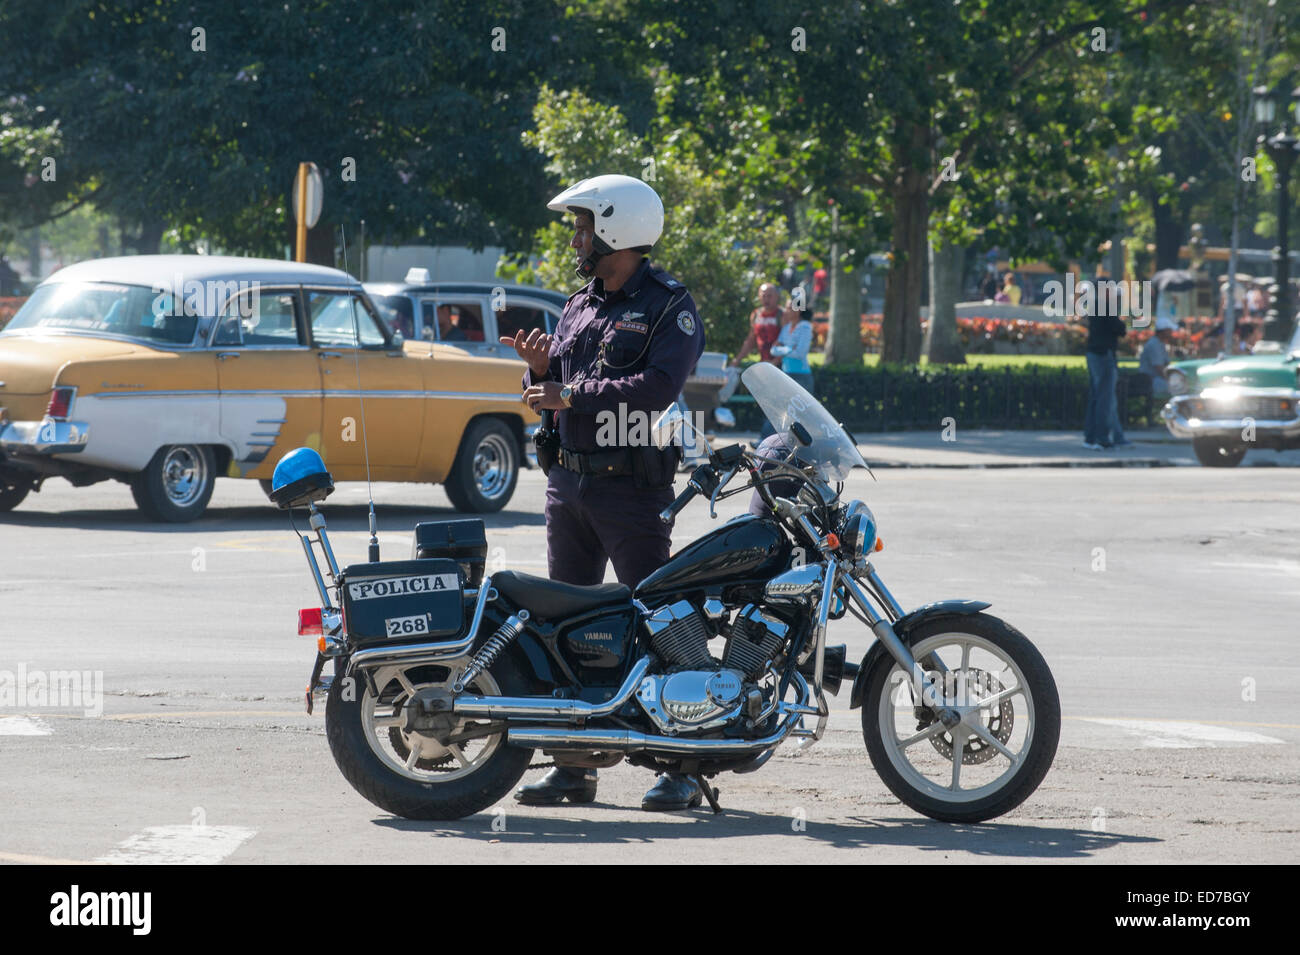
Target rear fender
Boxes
[848,600,991,709]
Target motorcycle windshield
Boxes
[741,362,867,481]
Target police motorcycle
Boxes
[272,362,1059,822]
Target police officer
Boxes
[501,174,706,811]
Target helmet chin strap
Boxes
[575,248,605,279]
[574,220,615,279]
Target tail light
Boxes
[298,608,324,637]
[46,387,75,419]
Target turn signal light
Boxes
[46,387,74,420]
[873,537,885,552]
[298,607,323,637]
[317,636,328,654]
[824,533,840,550]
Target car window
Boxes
[372,294,415,341]
[421,299,485,343]
[214,288,302,346]
[5,282,198,345]
[307,291,387,348]
[497,303,549,342]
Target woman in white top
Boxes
[760,306,815,438]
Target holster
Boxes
[534,409,560,477]
[632,443,682,490]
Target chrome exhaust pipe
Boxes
[507,674,810,755]
[452,657,651,722]
[507,709,799,755]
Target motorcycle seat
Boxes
[491,570,631,619]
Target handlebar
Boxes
[658,464,720,523]
[659,481,700,523]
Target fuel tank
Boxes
[635,514,790,597]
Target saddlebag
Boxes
[339,557,466,646]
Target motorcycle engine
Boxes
[637,600,785,734]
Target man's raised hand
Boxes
[500,328,554,378]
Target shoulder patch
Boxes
[648,267,684,290]
[676,310,697,335]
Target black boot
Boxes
[641,773,702,811]
[514,766,597,805]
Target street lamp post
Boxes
[1253,79,1300,343]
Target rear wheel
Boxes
[130,444,216,522]
[862,614,1060,823]
[444,418,519,513]
[326,655,533,820]
[1192,437,1246,467]
[0,474,31,512]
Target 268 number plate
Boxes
[385,614,431,638]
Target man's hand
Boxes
[523,381,566,412]
[500,329,554,378]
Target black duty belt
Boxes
[556,447,634,477]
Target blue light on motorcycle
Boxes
[270,447,334,509]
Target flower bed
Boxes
[810,312,1222,359]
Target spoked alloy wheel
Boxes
[862,614,1060,823]
[326,657,533,820]
[363,663,504,783]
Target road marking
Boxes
[94,826,256,865]
[1208,559,1300,577]
[1078,718,1285,748]
[0,716,52,736]
[103,710,306,721]
[0,850,104,865]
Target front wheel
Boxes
[130,444,216,521]
[325,655,534,820]
[862,614,1060,823]
[1192,436,1246,467]
[443,418,519,513]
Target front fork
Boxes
[827,562,955,717]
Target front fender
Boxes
[848,600,991,709]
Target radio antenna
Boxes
[339,223,380,562]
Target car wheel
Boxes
[0,475,30,512]
[130,444,216,522]
[1192,437,1246,468]
[443,418,519,513]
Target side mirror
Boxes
[271,447,334,509]
[652,405,686,450]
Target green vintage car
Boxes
[1161,324,1300,467]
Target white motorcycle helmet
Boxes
[547,174,664,277]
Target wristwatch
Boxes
[559,385,573,408]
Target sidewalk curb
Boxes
[861,458,1181,470]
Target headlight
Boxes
[839,500,878,561]
[1167,370,1189,396]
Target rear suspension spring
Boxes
[453,610,529,693]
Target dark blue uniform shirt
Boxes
[525,258,705,453]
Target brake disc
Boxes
[924,669,1014,765]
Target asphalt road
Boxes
[2,465,1298,864]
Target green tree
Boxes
[509,85,786,354]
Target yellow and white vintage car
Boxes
[0,255,537,521]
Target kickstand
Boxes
[694,774,723,814]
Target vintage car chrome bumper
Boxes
[0,417,91,455]
[1161,388,1300,440]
